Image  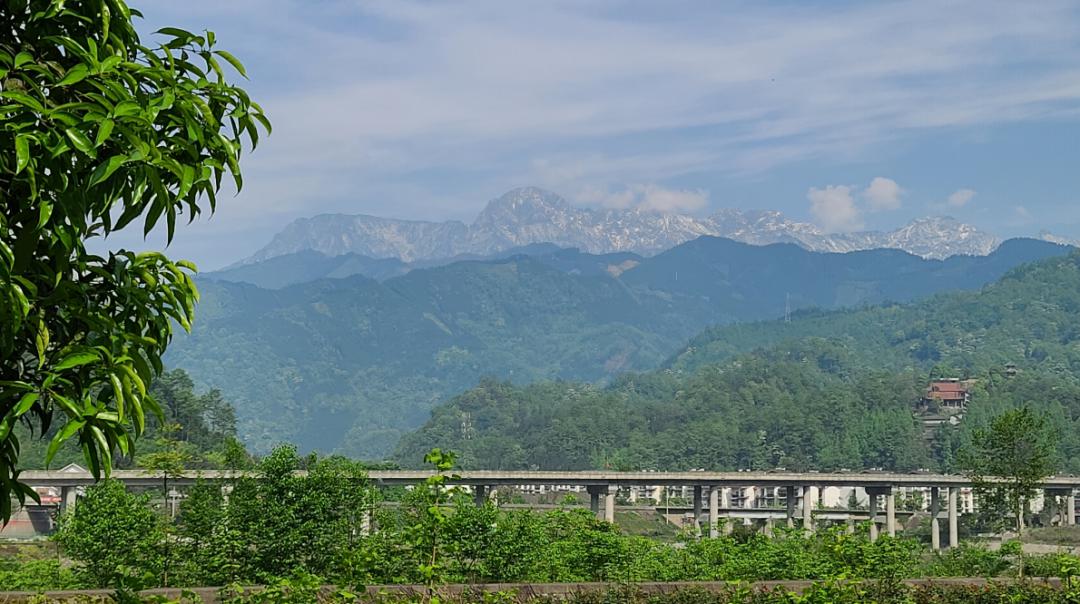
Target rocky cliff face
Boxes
[240,187,1000,264]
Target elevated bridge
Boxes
[19,469,1080,550]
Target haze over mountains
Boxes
[238,187,1003,265]
[172,234,1073,458]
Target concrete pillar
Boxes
[60,486,77,516]
[1047,490,1060,526]
[763,517,774,538]
[845,519,855,534]
[886,489,896,537]
[693,485,703,535]
[868,492,879,541]
[604,487,616,524]
[588,485,601,516]
[473,485,488,507]
[930,487,941,551]
[708,486,720,538]
[1068,490,1076,526]
[360,509,372,536]
[947,487,959,548]
[802,485,813,532]
[786,486,797,528]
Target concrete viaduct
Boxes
[19,469,1080,551]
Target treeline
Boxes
[396,253,1080,472]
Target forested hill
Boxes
[167,236,1071,458]
[394,252,1080,473]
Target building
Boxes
[923,379,971,413]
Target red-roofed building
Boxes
[924,379,971,412]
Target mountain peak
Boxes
[239,187,1003,264]
[474,187,571,224]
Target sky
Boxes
[102,0,1080,269]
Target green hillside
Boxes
[167,237,1072,457]
[395,252,1080,472]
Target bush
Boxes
[54,480,164,589]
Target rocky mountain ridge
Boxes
[240,186,1001,264]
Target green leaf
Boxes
[53,350,101,371]
[14,392,40,417]
[156,26,196,42]
[213,49,247,78]
[87,155,126,187]
[95,118,114,146]
[56,64,90,86]
[0,91,44,112]
[37,202,52,230]
[14,134,30,174]
[14,51,33,68]
[65,128,96,156]
[46,419,85,466]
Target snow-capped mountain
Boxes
[239,187,1000,264]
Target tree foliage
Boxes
[399,253,1080,473]
[959,407,1058,533]
[54,479,163,589]
[0,0,267,518]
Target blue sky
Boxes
[108,0,1080,268]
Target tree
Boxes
[0,0,268,519]
[54,479,163,589]
[959,407,1058,536]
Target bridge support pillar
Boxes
[586,485,615,522]
[473,485,488,507]
[60,486,77,516]
[693,486,703,536]
[867,491,879,541]
[947,487,959,548]
[886,489,896,537]
[708,486,719,538]
[605,487,616,523]
[1045,489,1060,526]
[786,485,797,529]
[802,485,814,532]
[930,487,941,551]
[1068,490,1076,526]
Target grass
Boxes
[616,509,681,541]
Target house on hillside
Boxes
[923,379,971,413]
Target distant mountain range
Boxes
[237,187,1004,265]
[172,236,1073,458]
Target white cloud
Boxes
[862,177,903,211]
[1015,205,1032,221]
[123,0,1080,265]
[579,184,709,213]
[947,188,977,207]
[808,185,864,232]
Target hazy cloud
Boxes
[947,189,977,207]
[123,0,1080,266]
[862,177,903,211]
[808,185,864,232]
[580,184,709,213]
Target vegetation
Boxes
[0,0,267,520]
[960,407,1058,533]
[168,237,1070,458]
[15,369,249,471]
[398,253,1080,473]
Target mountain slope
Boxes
[395,252,1080,472]
[169,238,1072,457]
[240,187,999,265]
